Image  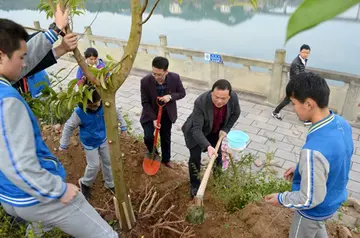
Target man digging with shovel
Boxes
[140,56,186,172]
[182,79,240,198]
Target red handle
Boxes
[153,97,166,146]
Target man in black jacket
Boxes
[272,44,311,126]
[182,79,240,197]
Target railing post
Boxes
[159,35,169,58]
[84,26,94,47]
[267,49,286,104]
[342,80,360,121]
[33,21,41,30]
[209,62,220,87]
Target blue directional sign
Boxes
[204,53,223,64]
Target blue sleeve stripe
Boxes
[308,150,315,207]
[294,149,314,209]
[43,30,58,44]
[279,149,314,209]
[278,193,284,206]
[47,29,58,43]
[0,99,64,199]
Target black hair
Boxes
[84,47,98,59]
[286,72,329,108]
[300,44,311,51]
[0,19,29,58]
[90,89,101,103]
[211,79,232,95]
[152,56,169,71]
[82,80,101,103]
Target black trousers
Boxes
[188,133,222,190]
[141,110,172,163]
[274,96,291,114]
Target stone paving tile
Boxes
[251,120,277,132]
[234,123,260,134]
[265,140,294,152]
[248,141,275,154]
[48,60,360,198]
[292,146,302,155]
[257,152,285,167]
[275,127,301,139]
[275,149,298,163]
[237,115,253,126]
[352,163,360,172]
[266,118,292,129]
[245,113,269,123]
[246,132,268,144]
[241,105,262,115]
[282,136,305,147]
[258,129,285,141]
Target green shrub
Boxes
[211,152,291,212]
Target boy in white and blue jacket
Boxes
[0,16,118,238]
[60,89,127,200]
[265,72,353,238]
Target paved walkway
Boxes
[47,60,360,199]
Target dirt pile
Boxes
[42,125,359,238]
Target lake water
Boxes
[1,0,360,75]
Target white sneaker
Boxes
[304,121,312,126]
[272,112,282,121]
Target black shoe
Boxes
[190,186,199,198]
[108,187,115,195]
[272,112,282,121]
[78,179,91,200]
[162,161,174,169]
[146,149,160,156]
[304,121,312,126]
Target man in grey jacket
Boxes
[182,79,241,197]
[0,6,118,238]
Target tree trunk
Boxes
[99,1,143,231]
[101,92,136,231]
[58,0,145,231]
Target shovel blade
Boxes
[143,154,161,176]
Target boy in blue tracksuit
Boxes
[59,89,127,200]
[0,15,118,238]
[265,72,353,238]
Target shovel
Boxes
[186,133,226,224]
[142,98,166,176]
[194,133,226,206]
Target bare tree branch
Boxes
[78,0,105,42]
[57,0,99,86]
[141,0,149,14]
[141,0,160,25]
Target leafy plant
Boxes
[38,0,85,30]
[23,55,122,125]
[211,153,291,212]
[286,0,360,42]
[23,78,88,125]
[0,205,91,237]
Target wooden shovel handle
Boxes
[195,133,226,206]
